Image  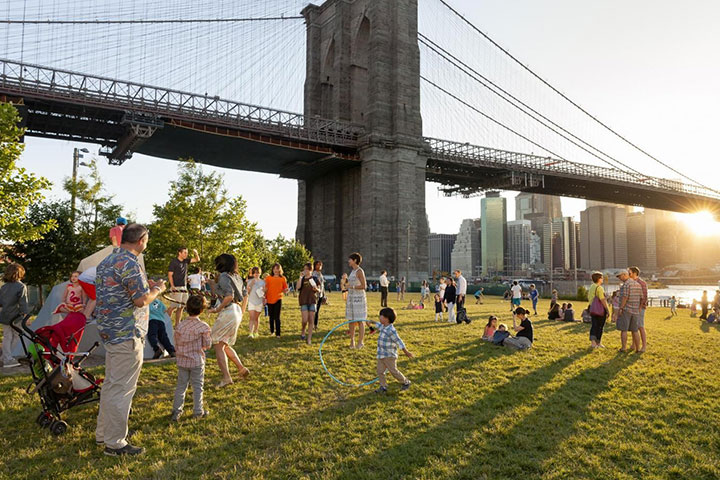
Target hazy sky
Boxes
[15,0,720,237]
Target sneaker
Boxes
[170,411,181,422]
[193,409,209,419]
[401,381,411,391]
[152,349,163,360]
[169,351,176,358]
[104,444,144,457]
[357,343,365,349]
[300,335,306,340]
[3,361,21,368]
[374,386,387,394]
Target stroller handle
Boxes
[10,313,34,336]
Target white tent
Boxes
[13,247,169,360]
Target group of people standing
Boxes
[431,270,468,323]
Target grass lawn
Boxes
[1,292,720,479]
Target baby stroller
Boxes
[12,312,102,435]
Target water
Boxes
[604,284,719,305]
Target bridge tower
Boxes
[297,0,430,282]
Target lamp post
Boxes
[71,147,90,227]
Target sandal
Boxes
[216,379,233,388]
[239,368,250,380]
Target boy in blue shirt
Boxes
[148,298,176,359]
[374,307,414,394]
[529,284,539,316]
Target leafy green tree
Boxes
[63,158,123,250]
[7,201,87,289]
[276,237,313,284]
[145,160,265,276]
[0,102,54,242]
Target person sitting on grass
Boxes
[483,316,498,341]
[374,307,414,394]
[148,298,176,359]
[172,295,212,421]
[707,307,719,324]
[492,323,510,345]
[563,302,576,322]
[504,307,533,350]
[547,302,561,320]
[560,303,567,318]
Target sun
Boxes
[676,211,720,237]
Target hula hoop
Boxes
[318,319,379,387]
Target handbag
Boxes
[589,287,606,317]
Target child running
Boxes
[171,294,212,421]
[529,284,539,315]
[374,307,414,394]
[434,293,443,321]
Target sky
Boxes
[14,0,720,238]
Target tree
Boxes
[63,158,123,251]
[275,237,313,283]
[0,102,55,242]
[145,160,266,276]
[7,201,88,288]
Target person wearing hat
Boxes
[110,217,128,247]
[615,270,642,353]
[504,307,533,350]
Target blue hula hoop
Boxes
[318,319,379,387]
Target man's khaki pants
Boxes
[96,337,144,449]
[377,357,408,388]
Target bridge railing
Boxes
[425,137,720,200]
[0,58,364,147]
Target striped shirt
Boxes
[375,322,406,359]
[618,278,642,315]
[174,316,212,369]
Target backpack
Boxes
[456,306,471,324]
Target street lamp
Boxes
[71,147,91,227]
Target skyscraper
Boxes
[507,220,532,273]
[515,193,562,264]
[450,219,480,277]
[481,192,507,276]
[579,205,628,270]
[542,217,579,272]
[428,233,457,277]
[627,211,658,272]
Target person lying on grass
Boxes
[492,323,510,345]
[374,307,414,394]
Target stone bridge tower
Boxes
[296,0,429,282]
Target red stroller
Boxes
[13,312,103,435]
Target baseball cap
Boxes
[116,217,128,225]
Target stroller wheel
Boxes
[50,420,68,436]
[37,412,53,428]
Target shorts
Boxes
[300,304,317,312]
[247,302,263,313]
[512,298,521,306]
[637,309,645,328]
[616,311,639,332]
[167,289,189,308]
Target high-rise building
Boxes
[529,231,542,267]
[481,192,507,276]
[428,233,457,277]
[627,211,658,272]
[579,205,628,270]
[507,220,532,273]
[542,217,579,272]
[450,219,480,277]
[515,193,562,264]
[651,209,685,268]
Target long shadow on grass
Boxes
[330,350,589,480]
[449,353,639,479]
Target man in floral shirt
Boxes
[94,224,166,457]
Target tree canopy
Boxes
[0,102,54,243]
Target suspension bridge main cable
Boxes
[434,0,719,194]
[0,16,304,25]
[419,33,649,180]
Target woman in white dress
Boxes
[245,266,264,339]
[208,253,249,387]
[346,252,368,349]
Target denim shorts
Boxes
[300,304,317,312]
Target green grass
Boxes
[1,293,720,479]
